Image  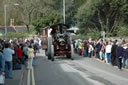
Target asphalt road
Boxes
[33,50,128,85]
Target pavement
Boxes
[4,64,27,85]
[4,50,128,85]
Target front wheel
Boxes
[66,44,74,59]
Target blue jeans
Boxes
[88,52,91,58]
[21,56,25,64]
[122,56,126,68]
[106,53,111,63]
[5,61,13,78]
[116,58,122,69]
[84,49,88,57]
[96,52,100,58]
[33,54,37,66]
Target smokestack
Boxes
[10,19,14,26]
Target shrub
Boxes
[72,34,88,40]
[87,32,101,40]
[72,31,101,40]
[7,32,28,38]
[117,27,128,37]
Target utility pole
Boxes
[4,5,7,39]
[4,3,19,39]
[63,0,65,24]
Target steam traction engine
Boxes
[42,24,74,61]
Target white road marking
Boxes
[27,69,30,85]
[32,68,35,85]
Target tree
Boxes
[55,0,86,26]
[76,0,128,35]
[14,0,56,33]
[1,0,57,33]
[32,12,63,33]
[76,0,98,34]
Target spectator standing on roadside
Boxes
[122,44,128,69]
[100,45,105,60]
[78,40,83,55]
[111,41,117,66]
[12,44,18,70]
[39,39,42,48]
[27,45,34,69]
[83,41,88,57]
[95,40,103,59]
[23,44,28,61]
[17,45,23,64]
[120,38,123,46]
[3,43,14,78]
[126,49,128,69]
[105,42,112,64]
[88,43,94,58]
[33,43,38,66]
[36,43,40,53]
[72,40,76,49]
[123,40,126,45]
[76,40,80,54]
[0,44,5,83]
[116,42,124,70]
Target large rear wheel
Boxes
[51,45,54,61]
[48,37,52,60]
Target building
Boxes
[0,26,27,36]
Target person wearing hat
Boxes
[122,44,128,69]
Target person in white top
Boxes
[88,43,94,58]
[105,42,112,64]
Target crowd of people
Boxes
[0,38,41,82]
[73,38,128,71]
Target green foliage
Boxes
[72,34,88,40]
[117,27,128,37]
[76,0,128,36]
[7,32,28,38]
[72,30,101,40]
[106,32,112,37]
[32,12,63,33]
[76,0,100,30]
[55,0,87,26]
[87,32,101,40]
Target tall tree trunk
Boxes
[26,24,30,33]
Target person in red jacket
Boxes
[17,45,23,63]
